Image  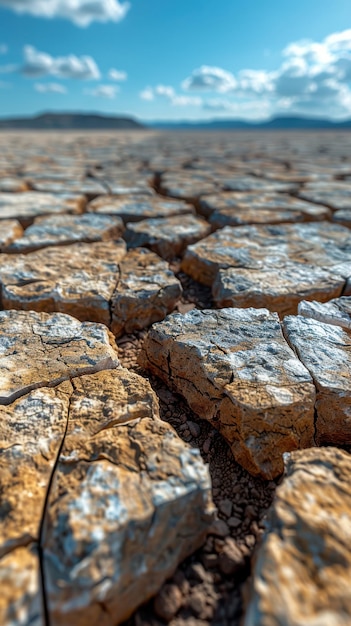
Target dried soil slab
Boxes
[298,181,351,210]
[213,263,345,316]
[5,213,124,253]
[88,195,193,223]
[284,315,351,445]
[30,179,107,197]
[0,219,23,251]
[42,368,214,626]
[181,223,351,286]
[220,175,298,193]
[125,214,211,260]
[244,447,351,626]
[1,545,43,626]
[0,309,119,403]
[298,296,351,330]
[105,180,154,195]
[111,247,182,336]
[0,240,126,326]
[0,191,85,227]
[199,192,330,226]
[160,172,219,201]
[0,177,28,192]
[0,382,72,626]
[140,308,315,478]
[333,209,351,228]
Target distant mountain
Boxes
[149,116,351,130]
[1,112,351,131]
[0,112,144,130]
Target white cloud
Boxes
[109,68,127,81]
[182,66,237,92]
[171,95,202,107]
[86,84,118,98]
[139,86,154,101]
[0,0,130,27]
[155,84,175,98]
[0,44,7,54]
[181,29,351,119]
[35,82,67,93]
[154,84,202,107]
[21,45,100,80]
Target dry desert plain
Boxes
[1,130,351,626]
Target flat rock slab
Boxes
[140,307,315,479]
[244,447,351,626]
[0,219,23,251]
[4,213,124,253]
[111,247,182,336]
[88,195,193,223]
[199,192,330,227]
[160,172,219,200]
[219,175,298,193]
[125,214,211,260]
[30,179,107,197]
[284,315,351,445]
[182,223,351,313]
[298,296,351,330]
[42,368,214,626]
[0,310,213,626]
[0,192,85,227]
[332,209,351,228]
[0,242,182,335]
[0,240,126,326]
[298,181,351,210]
[0,310,119,403]
[213,263,345,316]
[0,177,28,192]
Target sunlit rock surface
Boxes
[244,447,351,626]
[140,307,315,479]
[111,247,182,336]
[0,310,214,626]
[213,263,345,316]
[43,368,214,626]
[88,194,193,222]
[4,213,124,253]
[284,315,351,445]
[0,219,23,251]
[298,181,351,210]
[0,191,85,226]
[125,214,211,260]
[298,296,351,330]
[0,240,126,326]
[199,191,330,226]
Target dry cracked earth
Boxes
[1,130,351,626]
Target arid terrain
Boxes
[1,130,351,626]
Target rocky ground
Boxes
[1,130,351,626]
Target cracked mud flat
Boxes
[1,130,351,626]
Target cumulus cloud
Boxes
[139,86,154,101]
[182,29,351,119]
[86,84,118,98]
[0,44,7,54]
[182,66,237,92]
[109,68,127,81]
[21,45,100,80]
[0,0,130,27]
[153,84,202,107]
[35,82,67,93]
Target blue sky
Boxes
[0,0,351,120]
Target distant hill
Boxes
[149,116,351,130]
[1,112,351,131]
[0,112,144,130]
